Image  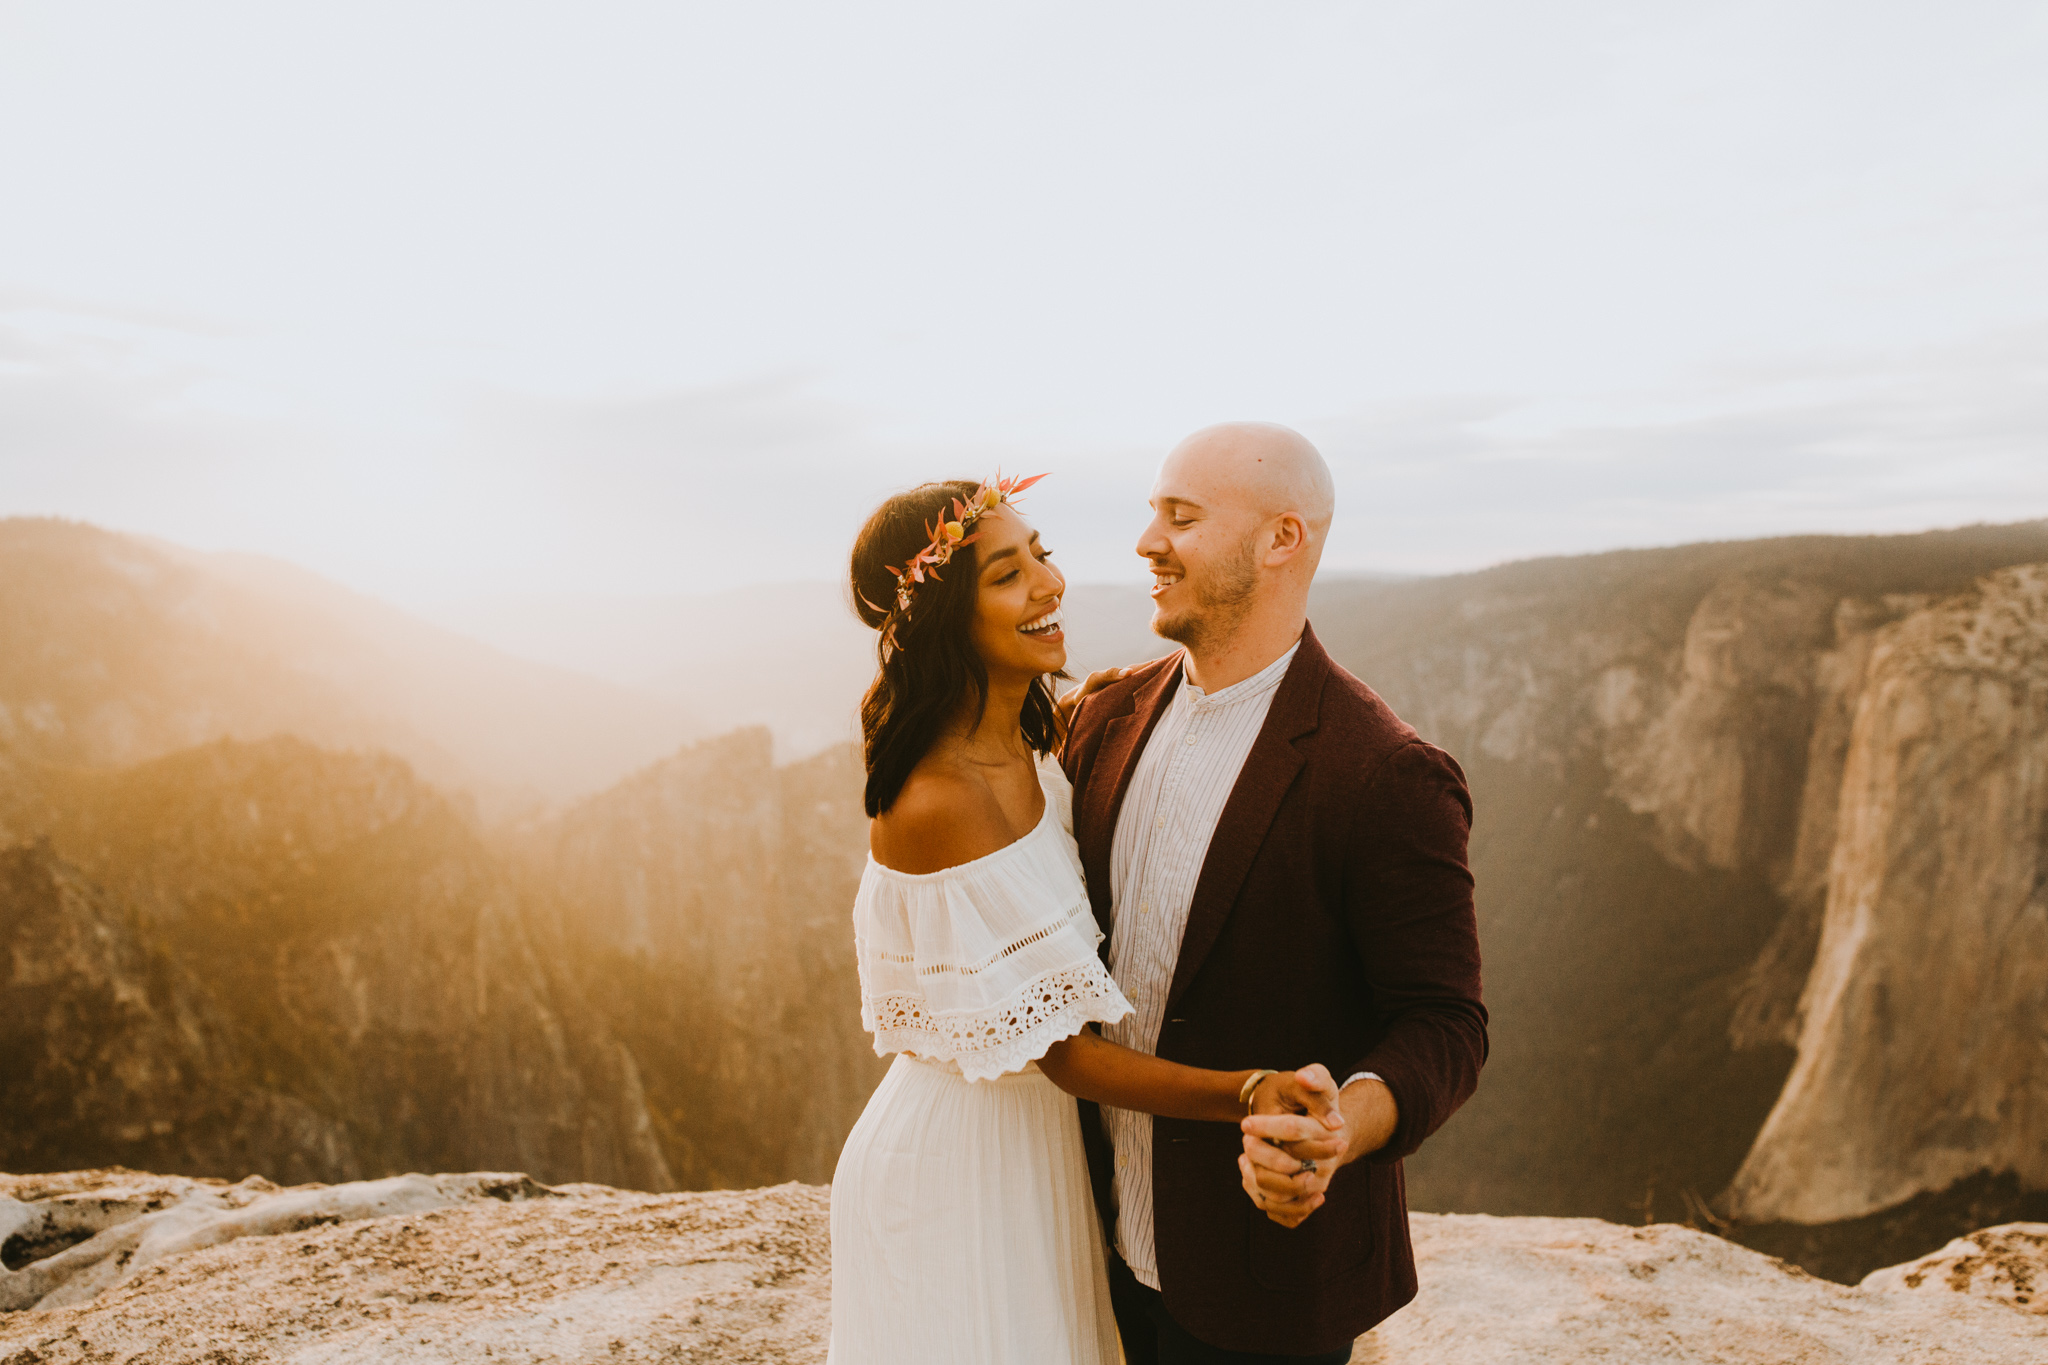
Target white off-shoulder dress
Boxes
[828,756,1133,1365]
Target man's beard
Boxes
[1152,531,1260,653]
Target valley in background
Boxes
[4,514,2047,1282]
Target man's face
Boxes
[1135,453,1264,651]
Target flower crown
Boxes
[872,470,1047,651]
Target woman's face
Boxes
[968,503,1066,681]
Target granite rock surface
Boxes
[1726,566,2048,1224]
[1859,1221,2048,1316]
[3,1171,2045,1365]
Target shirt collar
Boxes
[1179,639,1301,710]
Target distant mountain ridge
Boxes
[0,518,696,814]
[418,580,1186,760]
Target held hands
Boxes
[1239,1064,1349,1228]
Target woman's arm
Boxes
[1037,1027,1332,1124]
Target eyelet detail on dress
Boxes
[868,958,1132,1083]
[851,757,1133,1083]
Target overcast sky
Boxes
[3,0,2043,605]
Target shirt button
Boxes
[1140,902,1151,916]
[1154,816,1165,830]
[1184,734,1198,745]
[1117,1155,1126,1169]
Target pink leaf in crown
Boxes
[1008,472,1048,495]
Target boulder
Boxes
[1860,1222,2048,1316]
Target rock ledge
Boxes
[2,1171,2045,1364]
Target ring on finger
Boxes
[1297,1158,1318,1176]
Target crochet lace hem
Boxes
[864,958,1134,1083]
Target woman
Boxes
[829,475,1328,1364]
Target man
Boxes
[1061,422,1487,1363]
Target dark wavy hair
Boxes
[850,481,1064,817]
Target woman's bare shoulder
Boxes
[870,764,1013,876]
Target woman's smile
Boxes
[1019,602,1064,644]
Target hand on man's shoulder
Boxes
[1066,652,1179,729]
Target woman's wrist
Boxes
[1234,1068,1278,1120]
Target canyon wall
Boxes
[0,738,672,1190]
[1303,520,2048,1250]
[0,726,879,1195]
[1727,564,2048,1223]
[521,729,886,1189]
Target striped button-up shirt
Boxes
[1100,640,1299,1290]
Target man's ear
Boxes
[1264,512,1310,566]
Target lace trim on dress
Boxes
[870,900,1102,976]
[867,957,1134,1083]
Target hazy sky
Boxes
[3,1,2043,604]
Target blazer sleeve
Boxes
[1344,739,1489,1164]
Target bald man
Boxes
[1061,423,1488,1363]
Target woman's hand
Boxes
[1054,665,1136,744]
[1241,1065,1349,1228]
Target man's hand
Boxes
[1239,1067,1398,1227]
[1239,1065,1345,1227]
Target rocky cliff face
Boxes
[1727,564,2048,1223]
[0,841,348,1186]
[1299,520,2048,1260]
[0,738,672,1190]
[522,730,886,1189]
[0,724,876,1196]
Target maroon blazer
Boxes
[1061,624,1487,1356]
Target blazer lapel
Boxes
[1166,627,1330,1011]
[1077,656,1183,942]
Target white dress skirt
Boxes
[829,758,1132,1365]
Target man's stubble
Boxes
[1152,528,1261,656]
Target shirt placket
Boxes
[1139,697,1208,1029]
